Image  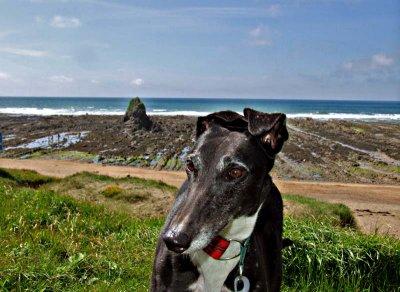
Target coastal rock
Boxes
[123,97,153,130]
[4,110,399,185]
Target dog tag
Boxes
[234,275,250,292]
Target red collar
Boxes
[203,235,231,259]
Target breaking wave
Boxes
[0,107,125,116]
[0,107,399,121]
[286,113,400,120]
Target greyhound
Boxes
[151,108,288,292]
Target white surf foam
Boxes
[0,107,399,120]
[150,111,400,120]
[286,113,400,120]
[0,107,125,116]
[147,110,211,116]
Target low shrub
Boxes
[101,184,123,198]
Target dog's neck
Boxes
[189,204,263,292]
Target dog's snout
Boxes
[162,230,191,254]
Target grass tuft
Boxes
[284,194,357,228]
[0,168,56,187]
[101,184,124,198]
[44,171,175,218]
[68,171,176,192]
[101,184,146,203]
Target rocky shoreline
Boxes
[1,109,399,185]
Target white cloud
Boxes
[0,71,11,80]
[131,78,144,86]
[49,75,74,83]
[91,79,100,84]
[371,54,394,67]
[0,47,48,57]
[342,53,395,72]
[249,25,272,46]
[266,4,281,17]
[0,71,21,83]
[50,15,81,28]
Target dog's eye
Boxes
[186,160,196,173]
[227,168,245,179]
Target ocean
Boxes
[0,97,399,121]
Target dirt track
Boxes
[0,158,399,238]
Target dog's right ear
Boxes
[196,111,248,138]
[244,108,288,155]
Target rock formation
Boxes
[123,97,153,131]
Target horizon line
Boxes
[0,95,399,102]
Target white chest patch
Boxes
[189,204,263,292]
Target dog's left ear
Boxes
[244,108,288,154]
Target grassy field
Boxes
[0,168,399,291]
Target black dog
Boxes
[151,108,288,292]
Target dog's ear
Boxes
[244,108,288,154]
[196,111,248,138]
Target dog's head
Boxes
[162,108,288,254]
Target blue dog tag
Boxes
[234,275,250,292]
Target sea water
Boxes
[0,97,399,121]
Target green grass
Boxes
[44,150,97,161]
[0,168,56,188]
[284,194,356,228]
[8,150,98,162]
[374,162,400,174]
[282,195,399,291]
[351,126,366,134]
[43,171,175,199]
[101,184,124,198]
[349,166,379,179]
[101,184,146,203]
[43,171,176,218]
[282,216,399,291]
[66,171,176,192]
[0,168,399,291]
[0,183,161,291]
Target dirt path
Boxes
[1,158,399,238]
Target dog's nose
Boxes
[162,230,191,254]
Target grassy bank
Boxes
[0,168,399,291]
[283,195,399,291]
